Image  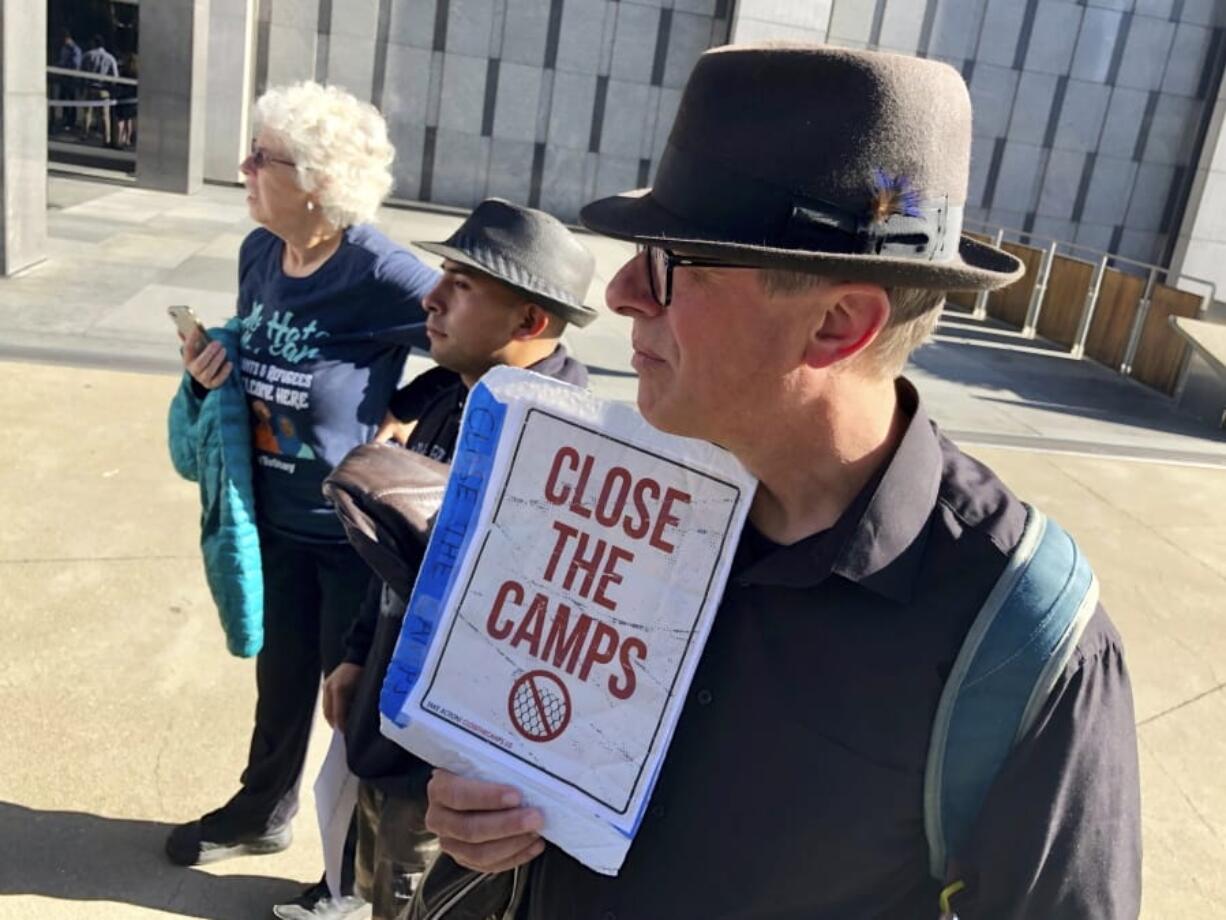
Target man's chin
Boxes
[428,348,475,379]
[637,391,684,435]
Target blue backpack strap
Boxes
[923,505,1099,882]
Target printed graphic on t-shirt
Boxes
[240,301,329,364]
[241,372,324,477]
[239,300,330,473]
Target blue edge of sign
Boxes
[380,380,507,725]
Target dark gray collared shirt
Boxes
[524,380,1141,920]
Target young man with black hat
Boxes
[287,198,596,920]
[420,46,1142,919]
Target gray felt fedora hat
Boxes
[580,44,1024,292]
[415,198,599,327]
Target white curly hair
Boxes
[253,82,395,228]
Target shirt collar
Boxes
[529,343,570,377]
[739,378,943,605]
[456,345,574,405]
[829,378,942,603]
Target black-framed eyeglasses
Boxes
[637,244,757,307]
[248,139,296,170]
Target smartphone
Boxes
[168,304,209,342]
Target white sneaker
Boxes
[272,882,371,920]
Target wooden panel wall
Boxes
[946,289,977,310]
[987,242,1044,327]
[1085,269,1145,369]
[931,229,1209,397]
[1036,256,1095,347]
[1130,284,1204,394]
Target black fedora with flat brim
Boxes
[415,198,599,327]
[580,45,1023,292]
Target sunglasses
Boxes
[637,244,757,307]
[248,140,296,170]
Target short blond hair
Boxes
[254,82,394,228]
[759,269,944,377]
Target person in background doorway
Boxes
[50,28,83,132]
[80,34,119,146]
[115,53,137,149]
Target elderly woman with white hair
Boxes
[167,82,438,889]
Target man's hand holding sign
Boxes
[425,771,545,873]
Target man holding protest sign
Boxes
[314,198,596,920]
[421,45,1142,919]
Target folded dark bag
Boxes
[322,442,450,596]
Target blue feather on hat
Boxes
[869,169,922,224]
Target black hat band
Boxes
[651,144,963,262]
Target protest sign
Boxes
[380,366,755,875]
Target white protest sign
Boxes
[380,366,755,875]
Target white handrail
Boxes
[47,65,138,88]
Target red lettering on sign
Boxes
[545,521,635,611]
[486,580,522,641]
[540,604,592,673]
[489,585,648,700]
[578,621,619,681]
[609,637,647,701]
[513,446,697,703]
[563,530,606,597]
[595,466,632,527]
[593,544,634,611]
[541,447,686,554]
[543,447,580,506]
[542,519,578,584]
[510,592,548,657]
[624,477,658,540]
[569,453,596,519]
[650,488,691,554]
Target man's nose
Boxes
[423,283,445,314]
[606,251,662,320]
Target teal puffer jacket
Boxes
[167,319,263,657]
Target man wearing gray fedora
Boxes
[289,198,596,920]
[421,47,1141,919]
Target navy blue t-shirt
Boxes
[236,224,439,541]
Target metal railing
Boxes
[961,219,1216,382]
[47,65,138,87]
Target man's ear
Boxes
[512,302,552,341]
[801,283,891,369]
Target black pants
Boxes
[205,527,371,839]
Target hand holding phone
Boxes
[171,305,232,390]
[168,304,209,342]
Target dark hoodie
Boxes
[337,345,588,795]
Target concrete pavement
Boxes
[0,363,323,919]
[2,175,1226,917]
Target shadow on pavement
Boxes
[0,801,302,919]
[915,310,1226,446]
